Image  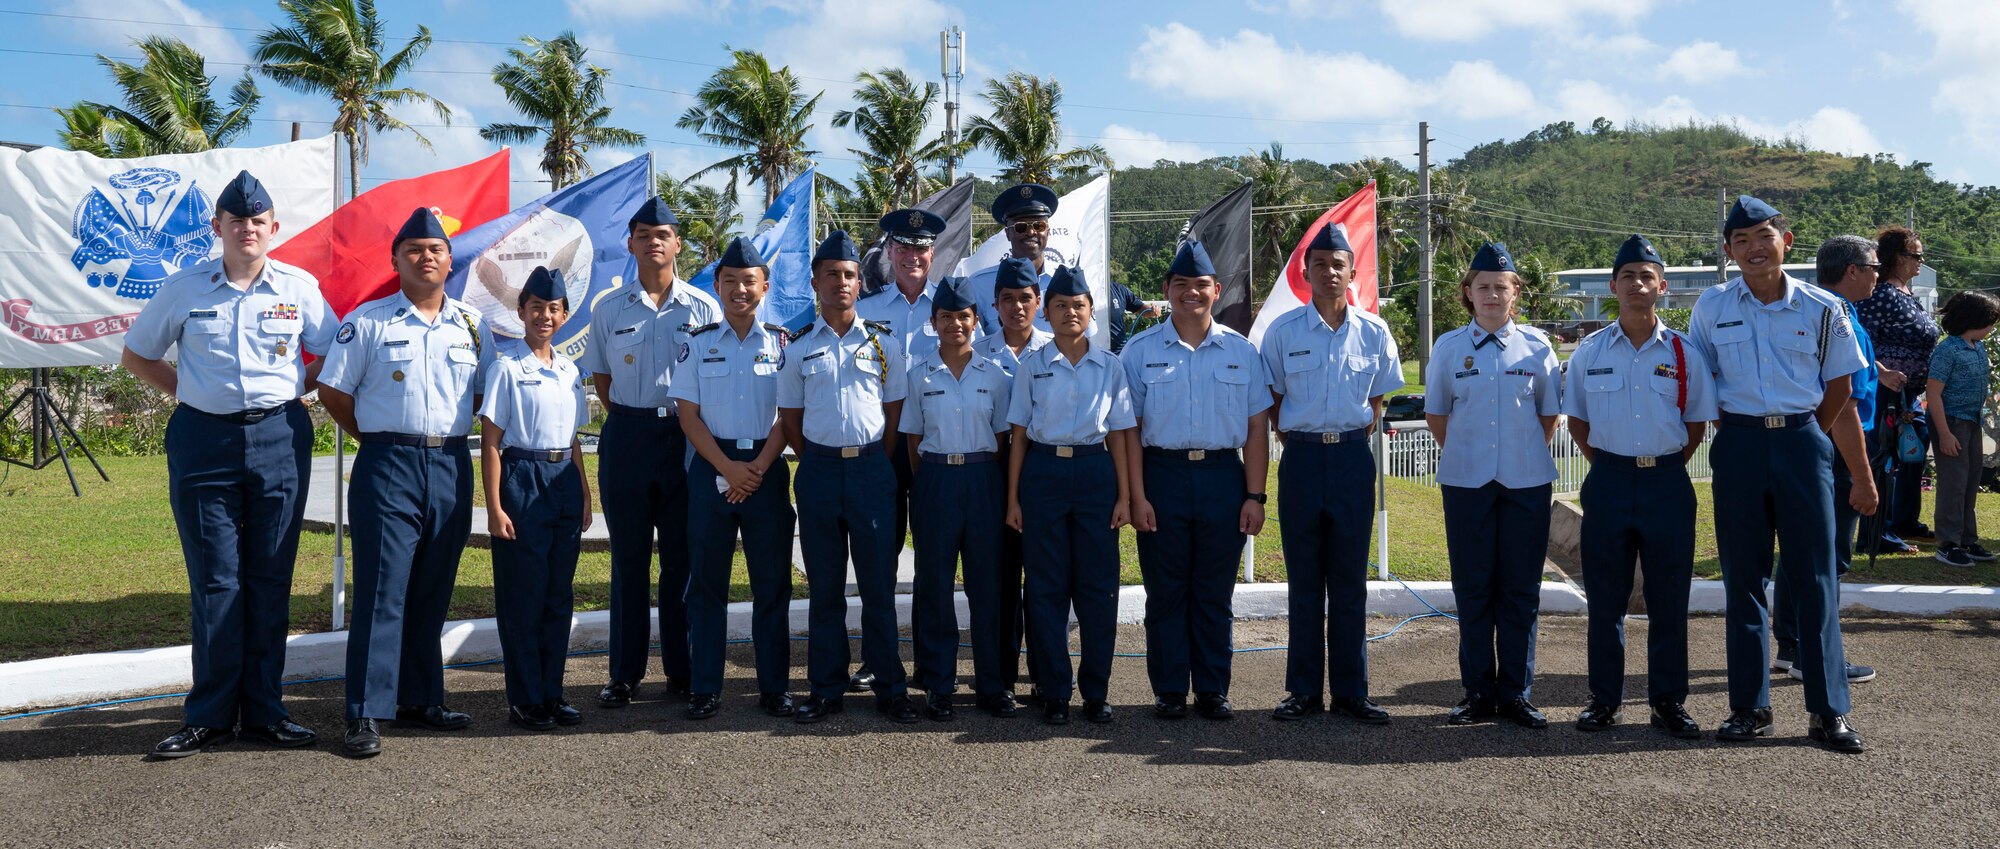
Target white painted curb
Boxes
[3,580,1993,714]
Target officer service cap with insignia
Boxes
[718,236,766,271]
[629,196,680,231]
[1046,264,1090,299]
[881,208,947,247]
[995,256,1039,293]
[1469,242,1516,274]
[1613,234,1665,274]
[812,230,861,266]
[520,265,565,305]
[394,207,449,246]
[930,278,978,314]
[1724,195,1783,234]
[1308,223,1353,256]
[1168,240,1218,279]
[216,170,273,218]
[990,183,1059,223]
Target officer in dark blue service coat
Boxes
[1258,223,1403,725]
[577,197,721,709]
[778,231,918,724]
[672,237,799,721]
[479,266,593,732]
[900,278,1013,720]
[1123,240,1272,721]
[1688,196,1873,753]
[122,170,336,758]
[318,208,494,757]
[1563,235,1717,738]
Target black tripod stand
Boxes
[0,367,109,496]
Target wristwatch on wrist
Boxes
[1245,492,1268,505]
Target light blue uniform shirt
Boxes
[318,291,493,436]
[898,351,1013,454]
[1561,321,1719,457]
[1006,343,1137,446]
[667,320,787,443]
[479,351,587,451]
[124,257,336,414]
[777,319,908,447]
[977,327,1054,378]
[1259,304,1404,434]
[857,283,983,363]
[577,278,720,410]
[1122,320,1273,450]
[1424,320,1562,488]
[1686,274,1865,417]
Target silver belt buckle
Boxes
[1055,445,1075,458]
[545,449,565,462]
[735,438,754,450]
[1636,455,1657,468]
[655,406,670,418]
[1763,415,1786,429]
[1188,449,1207,461]
[1321,432,1340,444]
[947,453,965,465]
[840,446,861,459]
[422,435,444,448]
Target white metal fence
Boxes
[1373,420,1717,493]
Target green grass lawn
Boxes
[4,453,1997,662]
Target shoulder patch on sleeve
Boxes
[335,322,356,344]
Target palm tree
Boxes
[254,0,449,199]
[654,171,741,279]
[831,68,959,213]
[55,37,259,157]
[481,32,644,191]
[677,49,821,209]
[963,72,1111,186]
[1235,143,1305,294]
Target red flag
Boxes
[271,150,512,318]
[1248,181,1378,346]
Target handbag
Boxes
[1896,418,1927,465]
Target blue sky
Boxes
[2,0,1991,212]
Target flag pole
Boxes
[331,134,353,631]
[1370,180,1389,581]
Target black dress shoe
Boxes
[1446,694,1493,725]
[151,725,233,759]
[598,682,634,708]
[1154,692,1189,719]
[1272,694,1324,721]
[509,703,556,731]
[342,718,382,758]
[1194,693,1233,721]
[395,704,471,731]
[241,719,317,748]
[664,678,693,698]
[546,698,582,726]
[1716,708,1774,741]
[1082,699,1113,724]
[847,668,877,693]
[759,692,796,717]
[924,693,955,721]
[977,692,1018,718]
[1497,698,1548,729]
[1575,699,1620,732]
[1809,713,1865,753]
[794,696,843,724]
[686,693,721,720]
[1328,696,1391,725]
[1043,701,1071,725]
[1650,701,1700,739]
[880,694,920,724]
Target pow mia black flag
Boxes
[1183,180,1254,334]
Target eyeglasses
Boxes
[1904,252,1925,262]
[1859,262,1883,271]
[1009,220,1049,236]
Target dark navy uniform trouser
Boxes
[165,401,311,729]
[685,440,795,696]
[1712,416,1850,715]
[996,440,1037,691]
[345,439,473,720]
[910,454,1004,695]
[1772,435,1862,684]
[1020,444,1120,704]
[598,409,690,686]
[795,443,908,702]
[1136,450,1245,697]
[491,454,585,707]
[1578,452,1694,707]
[1441,480,1552,702]
[1276,436,1375,700]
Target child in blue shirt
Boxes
[1925,290,2000,566]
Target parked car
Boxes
[1384,393,1426,422]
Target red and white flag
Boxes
[1248,181,1377,347]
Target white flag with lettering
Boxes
[955,174,1111,347]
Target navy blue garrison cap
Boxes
[1046,264,1090,298]
[215,170,272,217]
[1613,234,1664,272]
[930,278,977,313]
[1168,240,1217,278]
[813,230,860,264]
[629,196,679,229]
[718,236,765,269]
[995,256,1038,293]
[990,183,1059,224]
[1469,242,1516,274]
[880,208,947,247]
[521,266,564,303]
[1309,223,1353,255]
[394,207,449,245]
[1725,195,1782,232]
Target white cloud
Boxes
[1436,61,1537,121]
[1092,125,1217,167]
[1378,0,1655,42]
[1898,0,2000,146]
[57,0,248,65]
[1551,80,1630,124]
[1793,107,1888,157]
[1541,83,1893,158]
[564,0,706,21]
[1660,41,1746,84]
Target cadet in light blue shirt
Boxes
[974,257,1054,700]
[1258,222,1402,725]
[477,266,592,732]
[1424,242,1562,731]
[1123,241,1272,721]
[1690,196,1870,753]
[121,170,332,759]
[317,208,490,758]
[1562,234,1716,738]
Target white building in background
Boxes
[1553,262,1940,323]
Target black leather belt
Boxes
[360,432,468,449]
[1593,450,1685,470]
[1284,427,1372,444]
[803,440,883,458]
[921,450,995,465]
[1029,441,1107,458]
[1720,412,1815,429]
[609,402,677,418]
[1142,447,1239,462]
[501,447,570,463]
[717,437,768,458]
[182,401,293,424]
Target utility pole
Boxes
[1416,121,1434,376]
[940,27,967,185]
[1716,188,1729,287]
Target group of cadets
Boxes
[127,170,1875,760]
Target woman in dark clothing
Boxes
[1856,225,1940,544]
